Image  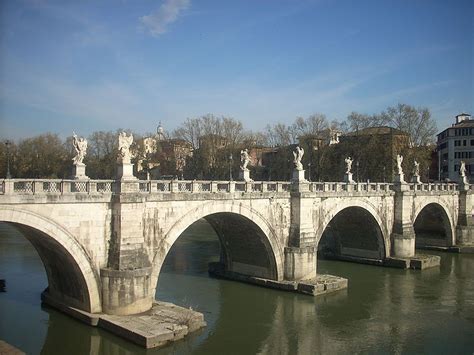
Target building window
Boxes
[455,140,461,146]
[440,142,447,149]
[464,140,467,146]
[470,139,474,146]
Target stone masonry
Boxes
[0,177,472,316]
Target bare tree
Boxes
[347,112,388,132]
[173,117,202,149]
[264,123,294,147]
[382,103,437,147]
[292,114,329,137]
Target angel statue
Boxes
[345,157,353,174]
[293,146,304,171]
[397,154,404,175]
[72,132,87,165]
[460,160,467,178]
[413,160,420,177]
[240,149,250,171]
[118,132,134,164]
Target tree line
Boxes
[0,103,438,181]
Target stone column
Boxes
[391,182,416,258]
[285,179,317,281]
[344,172,355,184]
[101,187,153,315]
[411,174,421,184]
[456,182,474,245]
[117,163,137,181]
[238,169,252,182]
[72,163,88,180]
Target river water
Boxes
[0,220,473,354]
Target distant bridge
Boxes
[0,177,473,316]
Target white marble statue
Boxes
[72,132,87,165]
[397,154,404,175]
[413,160,420,176]
[118,132,134,164]
[460,160,467,177]
[345,157,353,174]
[293,146,304,171]
[240,149,250,171]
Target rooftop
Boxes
[343,126,409,137]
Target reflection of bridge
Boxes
[0,178,472,317]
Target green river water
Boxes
[0,220,473,354]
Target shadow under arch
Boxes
[0,208,101,313]
[151,201,284,296]
[414,202,454,247]
[317,206,387,262]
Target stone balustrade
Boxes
[309,182,394,193]
[0,179,115,195]
[408,182,459,192]
[0,178,462,196]
[135,180,292,194]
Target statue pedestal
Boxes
[394,173,405,184]
[239,169,252,182]
[292,169,306,182]
[459,176,470,190]
[117,163,137,181]
[72,164,88,180]
[344,172,355,184]
[411,175,421,184]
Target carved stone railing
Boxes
[0,178,462,196]
[0,179,115,195]
[408,182,458,192]
[309,182,393,193]
[143,180,292,194]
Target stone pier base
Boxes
[416,245,474,254]
[41,290,206,349]
[384,254,441,269]
[208,262,347,296]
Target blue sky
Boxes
[0,0,472,139]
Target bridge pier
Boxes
[391,183,416,258]
[284,246,317,280]
[286,180,317,280]
[456,184,474,247]
[101,180,154,315]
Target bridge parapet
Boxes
[135,180,292,194]
[309,182,393,193]
[0,179,115,195]
[408,182,459,194]
[1,179,462,198]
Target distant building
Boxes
[298,129,341,149]
[340,126,410,180]
[437,113,473,182]
[138,123,193,178]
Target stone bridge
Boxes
[0,177,473,317]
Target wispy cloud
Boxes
[140,0,190,37]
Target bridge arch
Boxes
[413,200,455,247]
[151,201,284,294]
[316,199,389,261]
[0,208,101,313]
